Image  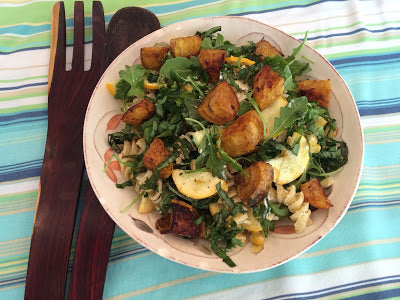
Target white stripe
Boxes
[0,94,46,109]
[361,113,400,128]
[0,177,39,196]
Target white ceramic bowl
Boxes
[83,16,364,273]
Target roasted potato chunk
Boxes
[254,38,282,60]
[170,35,201,57]
[220,110,263,157]
[298,79,331,108]
[235,161,274,206]
[253,65,284,110]
[121,99,155,127]
[140,46,169,71]
[155,199,202,238]
[300,178,333,208]
[198,49,227,83]
[197,80,239,124]
[142,138,173,179]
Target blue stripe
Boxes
[0,165,41,182]
[0,113,47,127]
[357,97,400,106]
[0,81,47,92]
[330,52,400,67]
[359,103,400,116]
[0,109,47,122]
[0,159,43,172]
[265,274,400,299]
[308,26,400,42]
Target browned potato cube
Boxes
[253,65,284,110]
[197,80,239,124]
[142,138,173,179]
[170,35,201,57]
[198,49,227,83]
[298,79,331,109]
[300,178,333,208]
[220,110,263,157]
[140,46,169,71]
[254,38,282,60]
[121,99,155,127]
[156,199,202,238]
[235,161,274,206]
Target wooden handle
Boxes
[67,7,161,300]
[25,2,106,299]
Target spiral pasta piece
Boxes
[268,184,311,233]
[134,170,163,205]
[119,138,146,180]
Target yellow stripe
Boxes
[300,237,400,259]
[346,205,400,215]
[106,271,216,299]
[0,133,46,147]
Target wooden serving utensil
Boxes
[25,2,106,299]
[67,7,160,300]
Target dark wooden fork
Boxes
[24,2,105,299]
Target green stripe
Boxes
[313,35,400,51]
[290,19,400,36]
[0,28,93,52]
[340,284,400,299]
[325,45,400,60]
[0,92,47,102]
[0,75,47,84]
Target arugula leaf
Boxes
[267,96,308,140]
[247,92,266,140]
[216,137,247,176]
[114,79,131,101]
[186,118,226,180]
[252,202,275,237]
[216,182,235,211]
[197,26,222,39]
[257,140,285,161]
[108,124,137,153]
[118,65,148,97]
[270,203,290,218]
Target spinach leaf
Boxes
[160,57,193,80]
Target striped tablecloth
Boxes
[1,0,399,299]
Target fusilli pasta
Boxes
[119,138,146,180]
[268,184,312,233]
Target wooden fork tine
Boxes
[52,1,66,76]
[71,1,84,71]
[91,1,105,72]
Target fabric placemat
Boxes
[0,0,399,299]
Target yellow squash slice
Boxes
[172,169,228,199]
[267,136,310,185]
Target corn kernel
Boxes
[287,132,301,147]
[209,203,223,216]
[250,231,265,246]
[138,196,155,213]
[235,232,247,245]
[320,176,334,188]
